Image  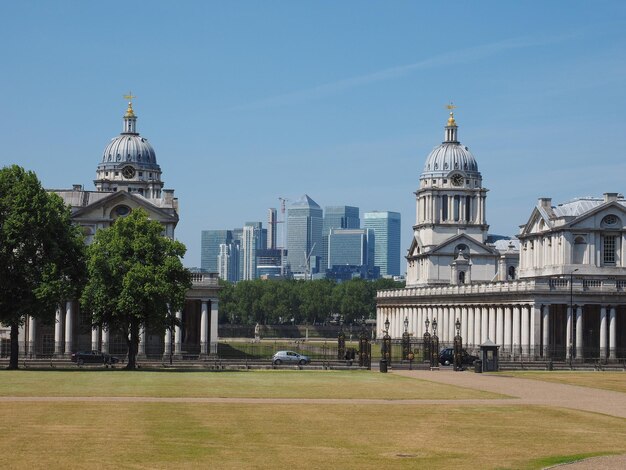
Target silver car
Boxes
[272,350,310,365]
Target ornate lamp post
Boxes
[402,316,411,361]
[337,315,346,360]
[423,317,431,364]
[358,316,371,369]
[453,318,463,371]
[431,318,439,368]
[381,316,391,366]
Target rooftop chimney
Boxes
[604,193,619,203]
[538,197,552,209]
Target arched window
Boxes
[442,195,448,221]
[573,236,586,264]
[458,271,466,284]
[507,266,516,280]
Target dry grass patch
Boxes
[497,371,626,393]
[0,370,504,400]
[0,402,624,469]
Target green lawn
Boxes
[493,371,626,393]
[0,370,624,469]
[0,370,502,399]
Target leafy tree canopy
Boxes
[0,165,86,369]
[80,208,191,369]
[219,277,404,326]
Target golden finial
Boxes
[446,102,457,126]
[123,92,136,117]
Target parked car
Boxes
[71,350,119,366]
[272,350,310,365]
[438,348,478,366]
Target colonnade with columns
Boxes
[21,298,219,360]
[377,302,622,360]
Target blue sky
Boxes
[1,1,625,270]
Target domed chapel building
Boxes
[377,110,626,362]
[13,99,220,360]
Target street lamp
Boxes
[402,316,410,361]
[453,318,463,371]
[384,316,390,335]
[569,268,579,368]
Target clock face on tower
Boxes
[122,166,136,179]
[451,174,464,187]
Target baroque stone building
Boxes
[377,111,626,361]
[10,99,220,360]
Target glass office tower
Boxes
[363,211,401,277]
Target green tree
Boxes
[300,279,336,323]
[332,278,372,323]
[80,209,191,369]
[0,165,86,369]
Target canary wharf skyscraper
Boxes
[286,195,323,275]
[363,211,401,277]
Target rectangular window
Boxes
[604,235,616,265]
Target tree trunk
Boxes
[125,322,139,370]
[8,322,19,370]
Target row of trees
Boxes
[218,277,404,326]
[0,165,191,369]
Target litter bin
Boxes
[379,359,388,373]
[474,360,482,373]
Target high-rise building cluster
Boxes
[200,195,401,281]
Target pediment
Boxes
[407,236,423,258]
[519,207,552,237]
[429,233,497,256]
[567,201,626,230]
[71,191,178,224]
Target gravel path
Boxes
[392,370,626,469]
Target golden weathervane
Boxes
[123,92,136,117]
[446,102,457,126]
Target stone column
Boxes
[609,306,616,360]
[512,305,521,358]
[101,328,110,354]
[437,307,450,343]
[210,299,219,355]
[200,299,209,359]
[600,306,608,361]
[504,306,512,356]
[54,305,64,356]
[488,306,496,342]
[138,326,146,358]
[495,307,504,347]
[91,325,100,352]
[64,301,73,357]
[474,306,482,346]
[521,304,530,357]
[467,306,475,347]
[461,306,468,344]
[481,306,489,343]
[575,306,583,359]
[163,328,172,360]
[174,310,183,358]
[27,316,36,358]
[542,305,550,358]
[566,306,573,360]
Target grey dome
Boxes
[421,142,479,178]
[420,115,481,180]
[100,134,159,169]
